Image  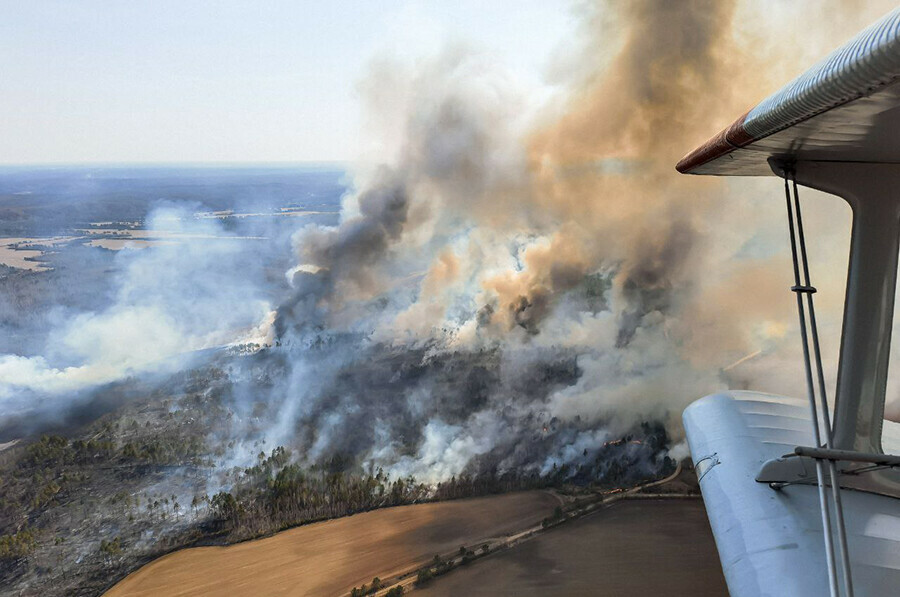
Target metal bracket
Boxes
[756,454,815,485]
[791,285,817,294]
[695,453,720,482]
[756,446,900,496]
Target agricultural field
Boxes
[417,498,726,597]
[105,491,560,596]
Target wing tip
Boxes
[676,112,752,175]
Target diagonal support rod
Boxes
[789,173,854,597]
[782,169,841,597]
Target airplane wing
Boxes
[678,8,900,597]
[677,10,900,176]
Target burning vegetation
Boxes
[0,360,674,596]
[1,1,893,596]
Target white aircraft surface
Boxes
[678,8,900,597]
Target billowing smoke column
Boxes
[256,0,744,482]
[3,0,896,483]
[255,0,899,482]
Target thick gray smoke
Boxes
[3,1,897,484]
[253,0,899,482]
[248,5,735,481]
[275,168,409,338]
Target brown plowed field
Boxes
[416,498,727,597]
[104,491,559,597]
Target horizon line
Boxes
[0,160,349,169]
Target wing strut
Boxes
[782,167,853,597]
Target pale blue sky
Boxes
[0,1,575,164]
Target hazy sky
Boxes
[0,1,575,164]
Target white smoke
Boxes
[0,207,274,415]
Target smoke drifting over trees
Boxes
[2,0,898,483]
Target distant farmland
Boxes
[417,498,727,597]
[104,491,559,597]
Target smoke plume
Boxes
[3,0,897,482]
[261,0,899,481]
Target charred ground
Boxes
[0,344,675,597]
